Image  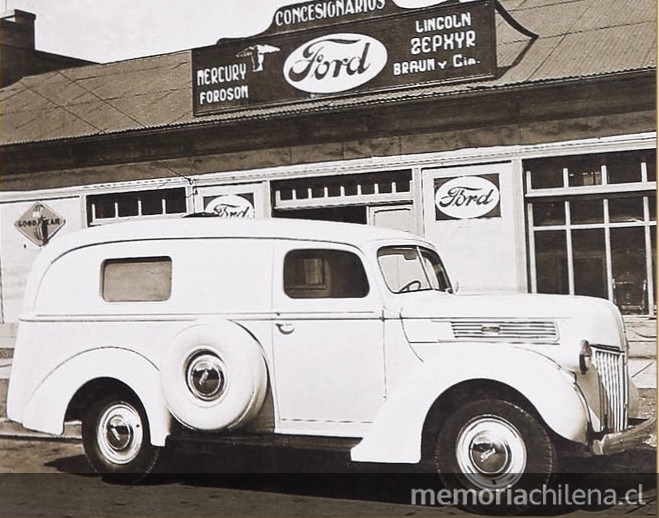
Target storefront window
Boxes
[525,149,656,315]
[87,187,186,225]
[273,170,412,210]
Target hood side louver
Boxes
[450,320,559,342]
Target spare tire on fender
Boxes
[160,321,268,432]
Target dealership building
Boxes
[0,0,656,328]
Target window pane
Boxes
[609,197,644,223]
[570,199,603,224]
[532,201,565,226]
[102,257,172,302]
[648,195,656,222]
[344,182,358,196]
[378,247,427,293]
[534,231,569,294]
[140,192,164,216]
[284,249,368,299]
[567,156,602,187]
[116,192,139,217]
[361,181,375,195]
[644,150,656,182]
[378,181,393,194]
[420,248,452,292]
[526,158,564,189]
[164,189,187,213]
[572,229,607,299]
[93,196,115,219]
[606,152,642,184]
[611,227,648,314]
[395,179,411,192]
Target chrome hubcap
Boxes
[186,352,226,401]
[97,403,143,465]
[456,416,527,490]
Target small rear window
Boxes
[101,257,172,302]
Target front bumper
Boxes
[590,416,657,456]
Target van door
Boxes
[272,241,385,436]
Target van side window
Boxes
[284,249,369,299]
[101,257,172,302]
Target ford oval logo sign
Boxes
[434,176,501,219]
[205,194,255,218]
[284,33,387,94]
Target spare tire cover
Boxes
[160,322,268,432]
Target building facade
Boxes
[0,0,656,324]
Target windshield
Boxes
[377,246,452,294]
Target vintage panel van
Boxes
[6,218,655,501]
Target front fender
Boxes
[351,344,589,464]
[21,348,171,446]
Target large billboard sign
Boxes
[192,0,496,116]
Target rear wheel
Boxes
[435,398,556,514]
[82,394,160,483]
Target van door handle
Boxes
[275,322,295,335]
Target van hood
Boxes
[395,292,625,350]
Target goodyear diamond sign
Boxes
[14,202,66,246]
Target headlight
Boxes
[579,340,593,374]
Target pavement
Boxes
[0,321,656,440]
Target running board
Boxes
[167,430,361,453]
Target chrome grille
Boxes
[592,348,628,433]
[450,320,558,342]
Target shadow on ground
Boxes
[43,444,657,515]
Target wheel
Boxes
[160,322,268,432]
[82,394,160,483]
[434,398,557,514]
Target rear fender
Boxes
[351,344,590,464]
[21,348,171,446]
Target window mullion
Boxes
[565,201,575,295]
[527,202,538,293]
[603,199,613,302]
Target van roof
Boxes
[50,217,426,254]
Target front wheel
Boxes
[434,398,557,514]
[82,395,161,483]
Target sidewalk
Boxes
[0,322,656,440]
